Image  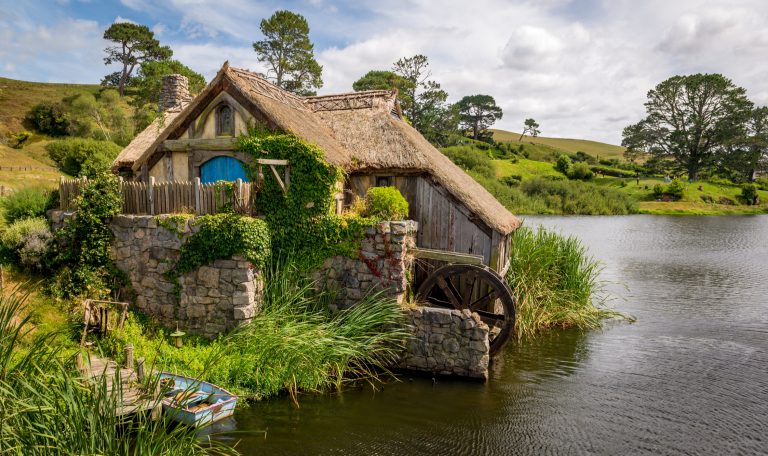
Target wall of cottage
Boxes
[80,213,263,338]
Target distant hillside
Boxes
[0,77,107,136]
[490,129,626,160]
[0,143,62,190]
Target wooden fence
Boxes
[59,176,256,215]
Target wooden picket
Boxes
[59,177,257,216]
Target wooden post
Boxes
[136,357,146,382]
[285,165,290,191]
[59,176,65,210]
[148,176,155,216]
[0,264,4,291]
[236,178,243,210]
[194,177,201,214]
[124,344,134,370]
[117,176,124,213]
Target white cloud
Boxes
[5,0,768,143]
[113,16,137,24]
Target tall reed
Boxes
[0,289,237,455]
[507,227,625,338]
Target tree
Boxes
[68,90,133,146]
[621,74,752,181]
[391,55,457,145]
[722,106,768,181]
[456,94,503,141]
[519,118,540,140]
[26,102,70,136]
[352,70,415,113]
[252,10,322,96]
[103,23,172,97]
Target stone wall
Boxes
[313,220,418,310]
[110,214,262,337]
[400,306,490,380]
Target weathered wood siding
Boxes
[347,173,503,270]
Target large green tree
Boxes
[519,118,540,140]
[352,70,415,113]
[722,106,768,181]
[456,94,503,140]
[622,74,753,181]
[103,22,172,97]
[391,55,457,145]
[252,10,323,96]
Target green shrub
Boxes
[45,138,122,177]
[441,145,495,178]
[555,154,572,175]
[26,102,71,136]
[0,217,51,268]
[0,187,51,224]
[652,184,664,199]
[508,226,625,338]
[740,183,760,205]
[519,178,638,215]
[363,186,409,220]
[7,131,31,149]
[666,179,686,199]
[755,176,768,191]
[500,174,522,186]
[568,162,594,180]
[590,164,637,178]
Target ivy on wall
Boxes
[237,132,376,269]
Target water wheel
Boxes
[416,264,515,356]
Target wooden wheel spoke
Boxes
[469,288,497,311]
[426,296,454,309]
[461,274,477,308]
[475,309,506,324]
[436,276,462,309]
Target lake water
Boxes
[217,215,768,455]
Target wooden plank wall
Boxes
[346,173,498,271]
[60,177,256,216]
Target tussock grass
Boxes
[105,261,408,401]
[507,227,627,338]
[0,288,236,455]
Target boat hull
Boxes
[159,372,237,428]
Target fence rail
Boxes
[59,177,257,215]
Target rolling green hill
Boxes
[0,143,63,190]
[490,129,626,160]
[0,77,107,136]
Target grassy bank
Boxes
[507,226,627,338]
[490,129,626,160]
[102,263,408,401]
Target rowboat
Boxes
[158,372,237,428]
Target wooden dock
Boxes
[82,354,161,417]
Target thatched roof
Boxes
[310,92,521,234]
[114,62,520,234]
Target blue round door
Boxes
[200,156,249,184]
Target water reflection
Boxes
[221,215,768,455]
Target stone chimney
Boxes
[159,74,191,112]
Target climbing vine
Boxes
[237,131,376,269]
[50,172,126,299]
[165,213,271,297]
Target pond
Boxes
[215,215,768,455]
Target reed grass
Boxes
[105,261,408,402]
[507,227,626,338]
[0,288,237,455]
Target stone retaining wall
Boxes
[400,306,490,380]
[313,221,418,310]
[109,214,262,337]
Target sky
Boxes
[2,0,768,144]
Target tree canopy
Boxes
[520,118,540,140]
[352,70,415,112]
[253,10,323,96]
[456,94,503,141]
[103,22,172,97]
[621,73,752,181]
